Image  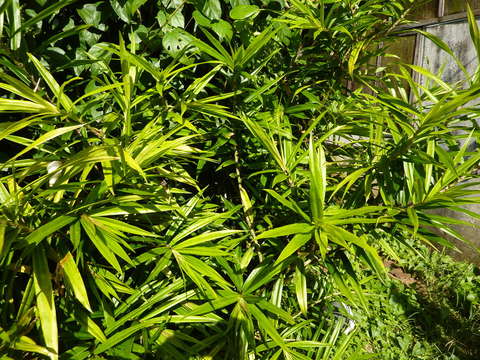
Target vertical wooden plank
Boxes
[379,35,417,95]
[444,0,480,15]
[410,33,425,103]
[408,0,439,20]
[380,36,417,68]
[419,21,477,84]
[438,0,446,16]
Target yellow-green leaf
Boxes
[11,336,55,358]
[407,207,419,236]
[257,223,313,240]
[348,40,365,77]
[0,99,52,113]
[274,232,311,265]
[78,311,107,343]
[33,246,58,360]
[27,53,74,111]
[295,263,308,315]
[80,215,122,273]
[25,215,77,245]
[59,252,92,312]
[6,125,83,164]
[0,218,6,259]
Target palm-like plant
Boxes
[0,0,479,359]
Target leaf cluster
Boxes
[0,0,479,359]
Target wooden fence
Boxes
[385,0,480,84]
[383,1,480,264]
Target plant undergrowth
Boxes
[0,0,480,359]
[351,238,480,360]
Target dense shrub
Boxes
[0,0,479,359]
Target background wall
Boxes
[385,0,480,264]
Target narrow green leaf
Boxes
[274,233,311,265]
[407,207,419,236]
[33,246,58,360]
[175,254,217,298]
[6,125,83,164]
[467,2,480,82]
[80,215,122,273]
[0,99,53,113]
[108,278,185,332]
[27,53,74,111]
[8,0,21,50]
[123,149,147,180]
[190,33,231,67]
[11,337,55,358]
[176,246,231,257]
[0,218,6,258]
[407,64,452,92]
[255,298,294,324]
[329,166,371,201]
[239,26,277,68]
[0,73,58,111]
[88,203,175,216]
[309,138,326,219]
[241,115,287,173]
[91,217,159,237]
[16,279,35,322]
[38,24,91,52]
[256,223,313,240]
[240,246,255,271]
[424,139,435,194]
[314,229,328,258]
[59,252,92,312]
[295,263,308,315]
[72,82,124,105]
[415,29,469,82]
[243,263,283,294]
[94,320,159,355]
[270,276,284,308]
[170,211,234,246]
[264,189,311,222]
[175,230,242,249]
[326,261,357,306]
[25,215,77,245]
[182,254,231,289]
[348,40,365,77]
[248,304,288,352]
[188,294,239,316]
[77,311,107,343]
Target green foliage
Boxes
[0,0,479,359]
[352,239,480,360]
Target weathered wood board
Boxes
[409,0,439,20]
[382,35,417,67]
[418,20,478,84]
[445,0,480,15]
[416,20,480,264]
